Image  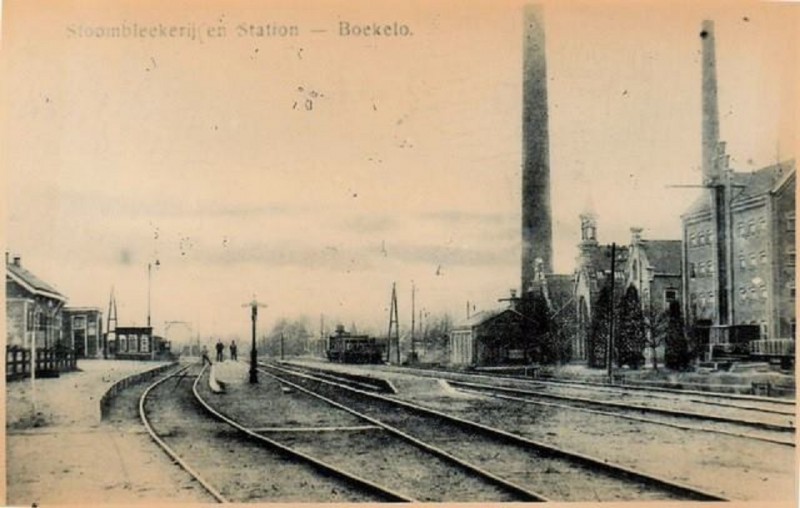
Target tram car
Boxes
[326,325,387,364]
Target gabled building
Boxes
[682,159,796,360]
[626,228,683,316]
[573,214,629,362]
[625,228,683,365]
[6,254,67,349]
[62,307,104,358]
[449,308,527,367]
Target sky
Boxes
[2,0,797,342]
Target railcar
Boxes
[326,326,386,364]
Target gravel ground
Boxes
[273,367,706,502]
[284,358,796,502]
[6,361,212,505]
[397,384,796,501]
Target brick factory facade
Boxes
[682,160,796,360]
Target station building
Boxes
[5,254,67,349]
[62,307,104,358]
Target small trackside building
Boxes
[449,309,527,367]
[62,307,104,359]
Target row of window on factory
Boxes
[689,248,795,278]
[688,213,796,248]
[691,282,795,306]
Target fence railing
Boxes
[6,345,78,380]
[750,339,795,357]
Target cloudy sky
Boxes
[3,0,797,341]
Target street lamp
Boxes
[242,297,267,384]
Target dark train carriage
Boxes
[327,326,386,364]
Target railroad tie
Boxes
[252,425,382,433]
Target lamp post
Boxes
[242,297,267,384]
[147,259,161,328]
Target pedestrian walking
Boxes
[201,345,212,366]
[215,339,225,362]
[230,340,238,361]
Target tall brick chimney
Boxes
[701,20,731,330]
[701,19,720,183]
[521,4,553,294]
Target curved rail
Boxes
[191,365,415,503]
[138,365,229,503]
[265,362,729,502]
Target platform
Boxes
[5,359,212,504]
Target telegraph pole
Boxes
[242,297,267,384]
[608,243,616,381]
[387,283,400,364]
[410,281,416,358]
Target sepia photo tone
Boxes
[2,0,797,505]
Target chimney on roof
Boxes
[13,256,21,267]
[4,252,8,265]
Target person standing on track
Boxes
[215,339,225,362]
[229,340,238,361]
[201,345,212,366]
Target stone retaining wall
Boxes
[99,362,177,419]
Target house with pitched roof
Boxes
[625,228,683,365]
[449,308,527,367]
[6,254,67,349]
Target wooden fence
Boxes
[6,345,77,381]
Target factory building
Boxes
[682,159,796,361]
[682,20,796,363]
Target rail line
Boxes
[263,362,729,502]
[190,365,414,502]
[448,380,795,447]
[284,360,794,422]
[140,363,408,503]
[138,365,229,503]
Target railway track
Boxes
[192,365,538,503]
[446,379,795,447]
[262,362,729,502]
[139,363,405,503]
[283,360,794,429]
